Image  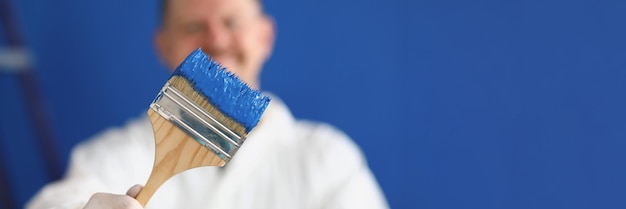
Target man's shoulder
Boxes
[74,114,153,157]
[290,119,367,168]
[292,120,351,144]
[282,119,375,202]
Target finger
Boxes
[84,193,143,209]
[126,184,144,198]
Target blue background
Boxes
[1,0,626,208]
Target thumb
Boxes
[126,184,144,198]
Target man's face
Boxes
[156,0,274,89]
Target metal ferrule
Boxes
[150,82,245,163]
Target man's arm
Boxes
[322,162,389,209]
[298,122,389,209]
[27,118,153,209]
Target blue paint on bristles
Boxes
[172,48,270,132]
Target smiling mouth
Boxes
[211,56,237,71]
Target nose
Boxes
[201,24,230,56]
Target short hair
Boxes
[158,0,169,26]
[158,0,263,26]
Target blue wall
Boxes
[2,0,626,208]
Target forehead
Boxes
[166,0,260,18]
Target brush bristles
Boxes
[171,48,270,133]
[168,76,247,137]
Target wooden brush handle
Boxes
[135,109,226,206]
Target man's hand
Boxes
[82,185,144,209]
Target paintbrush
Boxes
[135,48,270,206]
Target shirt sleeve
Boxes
[297,121,390,209]
[322,163,389,209]
[26,117,153,209]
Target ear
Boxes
[154,29,173,69]
[259,15,276,61]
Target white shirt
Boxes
[27,96,389,209]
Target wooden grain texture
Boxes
[135,108,226,206]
